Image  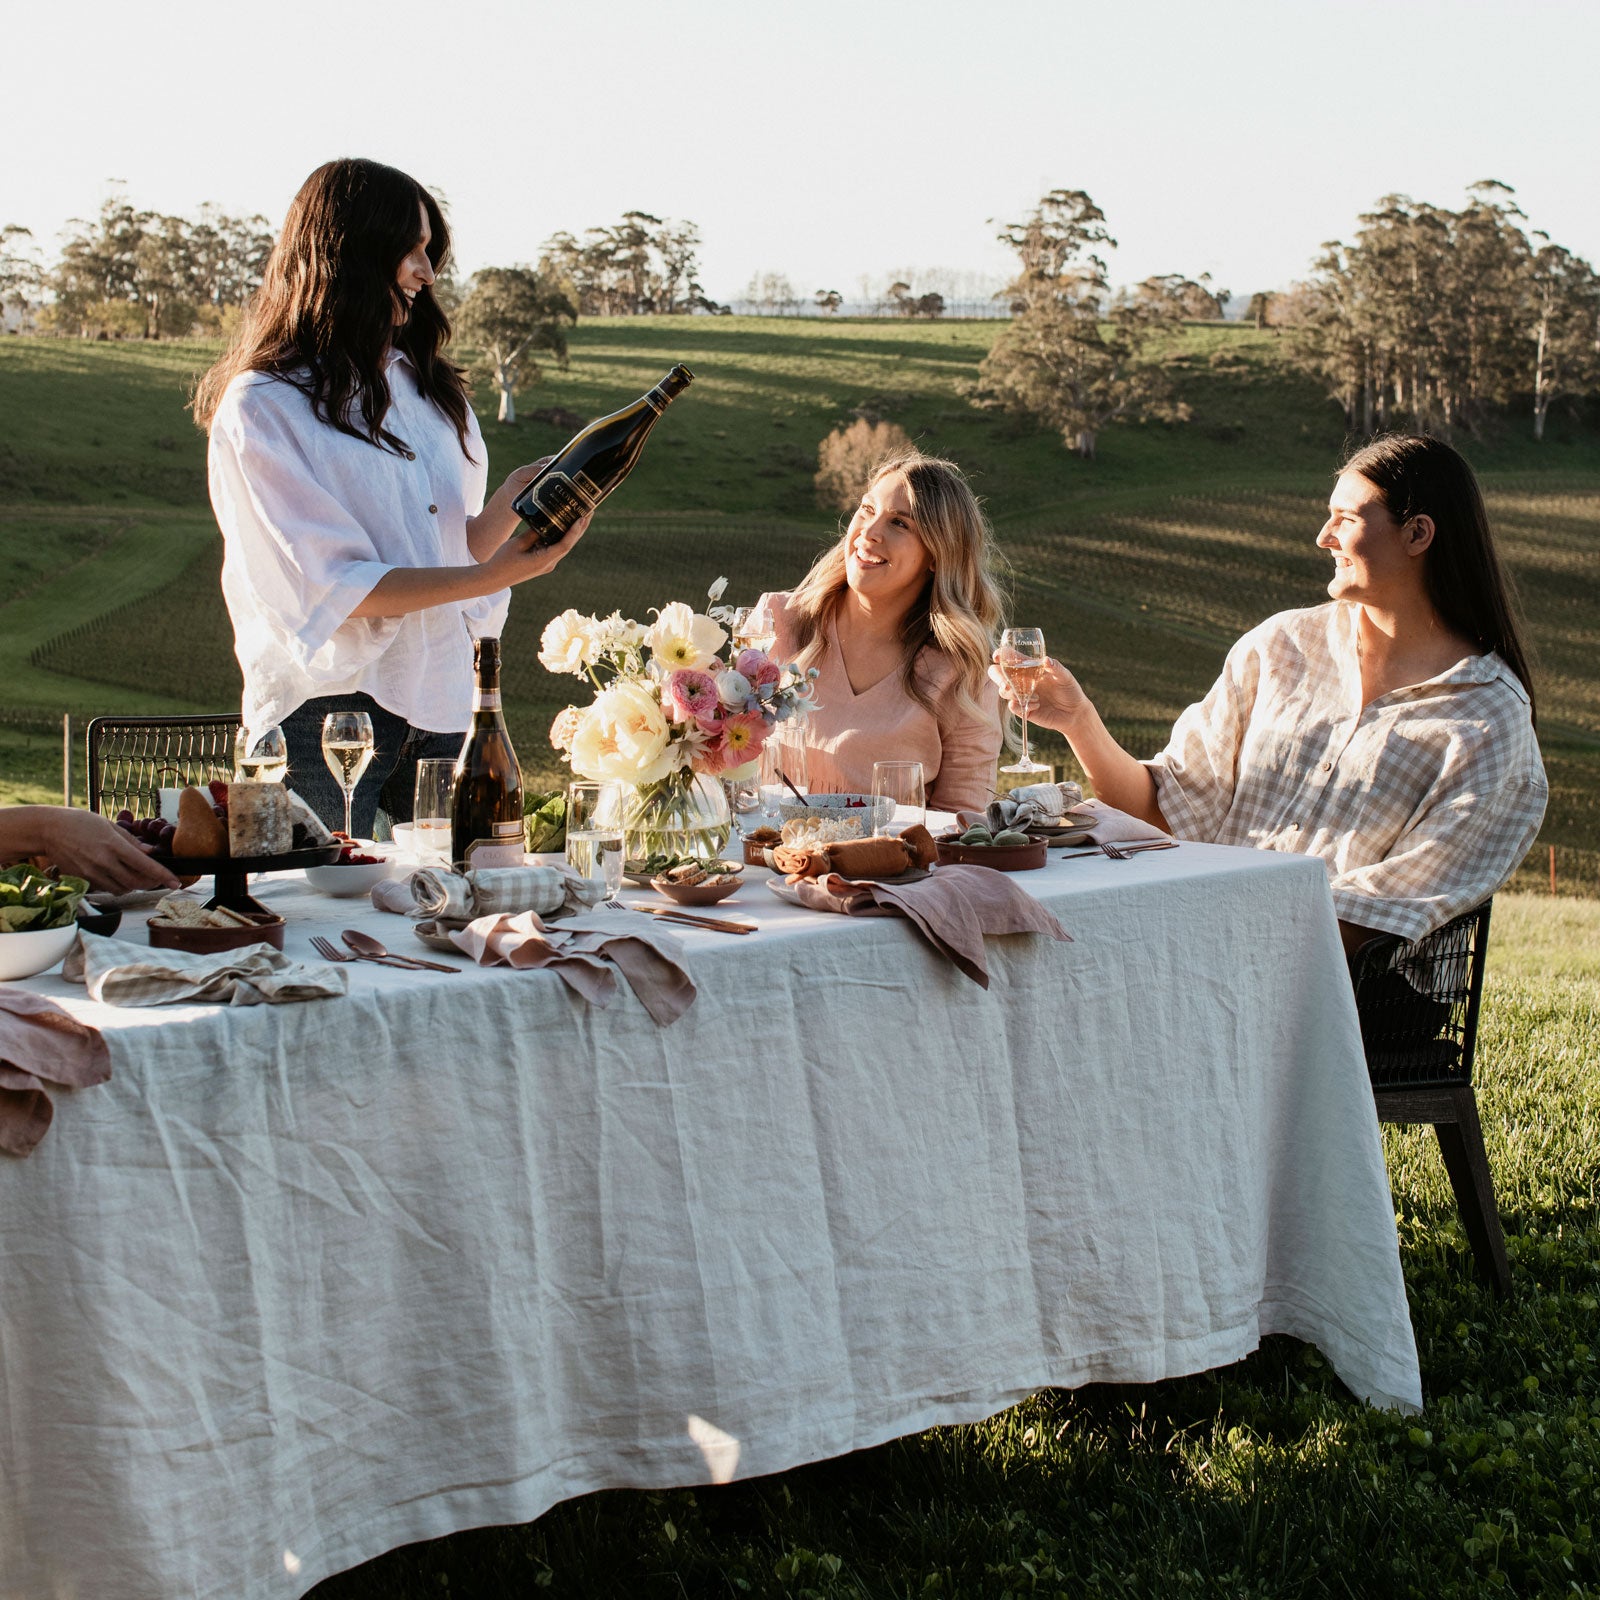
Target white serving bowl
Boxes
[303,859,396,897]
[0,923,79,982]
[775,792,893,834]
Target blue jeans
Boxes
[279,693,463,836]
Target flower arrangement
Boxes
[539,580,819,859]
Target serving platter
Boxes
[149,845,343,911]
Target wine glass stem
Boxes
[343,786,354,838]
[1020,705,1032,767]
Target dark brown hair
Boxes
[193,158,473,457]
[1341,434,1536,723]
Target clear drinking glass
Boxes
[998,627,1050,775]
[234,724,288,784]
[320,711,375,838]
[872,760,926,836]
[411,759,456,865]
[758,722,808,823]
[730,599,777,657]
[566,780,624,895]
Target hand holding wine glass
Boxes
[998,628,1050,775]
[321,711,375,838]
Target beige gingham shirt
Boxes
[1147,603,1547,942]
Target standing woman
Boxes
[760,452,1005,813]
[194,157,586,833]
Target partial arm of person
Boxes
[464,456,554,562]
[0,807,180,895]
[988,656,1169,829]
[348,512,590,618]
[928,675,1005,814]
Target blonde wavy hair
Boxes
[786,452,1006,721]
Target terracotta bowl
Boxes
[146,913,285,954]
[934,838,1049,872]
[650,873,743,907]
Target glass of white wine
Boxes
[234,724,288,784]
[730,599,777,657]
[321,711,375,838]
[998,627,1050,775]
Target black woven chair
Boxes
[1349,900,1510,1295]
[85,715,241,818]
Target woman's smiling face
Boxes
[844,471,932,607]
[393,201,435,325]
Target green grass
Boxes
[296,893,1598,1600]
[3,323,1597,890]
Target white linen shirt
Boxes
[1146,602,1547,942]
[209,352,505,734]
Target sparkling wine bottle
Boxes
[451,637,525,870]
[511,364,694,548]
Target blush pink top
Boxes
[762,591,1002,813]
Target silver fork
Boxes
[310,934,420,969]
[1100,839,1178,860]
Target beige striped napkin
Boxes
[61,934,348,1007]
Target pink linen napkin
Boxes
[445,908,697,1025]
[788,864,1071,987]
[0,987,112,1158]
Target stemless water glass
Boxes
[872,760,926,837]
[411,759,456,865]
[758,722,808,823]
[233,724,288,784]
[566,780,624,895]
[998,627,1050,775]
[320,711,375,838]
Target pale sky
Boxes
[6,0,1597,302]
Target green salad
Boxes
[523,790,568,854]
[0,865,90,932]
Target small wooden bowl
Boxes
[934,838,1049,872]
[147,912,285,954]
[650,874,743,907]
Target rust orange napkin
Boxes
[786,863,1070,987]
[0,986,111,1158]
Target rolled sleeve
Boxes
[212,401,399,670]
[1330,771,1548,941]
[1145,639,1258,842]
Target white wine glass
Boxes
[999,627,1050,775]
[321,711,375,838]
[234,724,288,784]
[731,600,777,657]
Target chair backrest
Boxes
[85,715,241,818]
[1349,900,1492,1089]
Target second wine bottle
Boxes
[451,636,525,870]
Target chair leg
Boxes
[1433,1088,1512,1296]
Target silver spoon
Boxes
[340,928,459,972]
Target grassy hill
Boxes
[2,320,1597,891]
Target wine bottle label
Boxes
[525,469,602,529]
[474,690,503,709]
[463,836,524,868]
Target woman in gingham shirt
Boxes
[992,435,1546,952]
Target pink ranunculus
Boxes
[737,648,783,688]
[667,668,720,720]
[707,711,767,772]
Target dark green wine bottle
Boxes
[511,364,694,548]
[451,637,525,870]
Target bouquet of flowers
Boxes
[539,580,818,858]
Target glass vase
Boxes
[620,769,732,865]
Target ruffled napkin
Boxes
[372,863,602,921]
[0,987,112,1157]
[982,782,1084,833]
[956,796,1170,848]
[442,907,696,1025]
[60,933,348,1007]
[784,863,1070,987]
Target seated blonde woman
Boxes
[761,453,1004,814]
[991,435,1547,953]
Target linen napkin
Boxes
[375,863,602,921]
[959,797,1171,847]
[787,863,1070,987]
[443,907,696,1025]
[0,987,112,1157]
[982,782,1085,833]
[60,933,348,1007]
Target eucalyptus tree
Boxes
[1530,240,1600,441]
[454,266,576,424]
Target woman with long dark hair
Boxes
[992,435,1547,948]
[195,157,587,832]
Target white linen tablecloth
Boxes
[0,841,1420,1600]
